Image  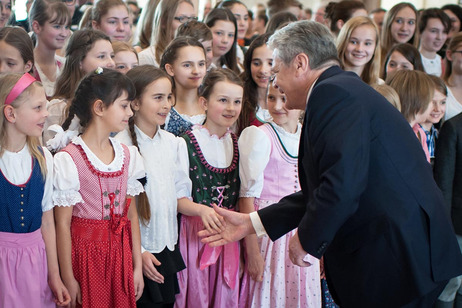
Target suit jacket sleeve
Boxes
[434,119,457,215]
[259,80,371,258]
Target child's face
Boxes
[425,89,446,125]
[9,85,48,138]
[391,7,416,44]
[101,91,133,133]
[166,46,206,89]
[344,25,376,69]
[114,50,138,74]
[80,39,115,73]
[202,81,242,134]
[0,0,12,28]
[267,83,301,129]
[386,51,413,76]
[250,44,273,89]
[172,2,195,35]
[134,77,172,128]
[210,20,235,58]
[414,100,434,125]
[0,41,32,73]
[230,3,248,40]
[34,18,70,50]
[93,5,131,42]
[200,39,213,69]
[420,18,447,53]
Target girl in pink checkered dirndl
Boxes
[50,68,146,308]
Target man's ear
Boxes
[92,99,105,116]
[293,53,310,77]
[3,105,16,123]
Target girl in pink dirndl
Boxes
[0,73,70,307]
[52,68,145,307]
[238,82,321,308]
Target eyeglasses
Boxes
[62,0,76,6]
[173,16,198,23]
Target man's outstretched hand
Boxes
[198,204,255,246]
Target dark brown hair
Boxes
[0,27,34,70]
[325,0,365,35]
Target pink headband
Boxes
[5,73,37,105]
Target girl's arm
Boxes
[177,197,225,233]
[239,197,265,282]
[41,210,71,306]
[54,205,81,308]
[127,196,144,300]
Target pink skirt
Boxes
[0,229,54,307]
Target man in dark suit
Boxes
[199,20,462,307]
[434,112,462,307]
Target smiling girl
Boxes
[29,0,71,98]
[91,0,132,43]
[161,37,207,136]
[383,43,424,80]
[337,16,381,85]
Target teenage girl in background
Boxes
[116,65,224,307]
[205,8,240,74]
[381,2,418,68]
[160,37,207,136]
[324,0,367,37]
[238,81,321,308]
[112,41,138,74]
[53,69,145,307]
[382,43,424,80]
[0,73,70,307]
[0,26,34,74]
[175,68,243,308]
[138,0,195,67]
[90,0,132,43]
[337,16,382,85]
[29,0,70,98]
[44,29,115,143]
[237,33,272,135]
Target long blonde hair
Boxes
[337,16,381,85]
[0,74,47,178]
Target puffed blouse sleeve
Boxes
[42,147,54,212]
[238,126,271,198]
[174,136,192,199]
[53,150,83,207]
[127,145,145,196]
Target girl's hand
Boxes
[133,266,144,301]
[247,252,265,282]
[48,274,71,306]
[199,204,225,233]
[64,278,81,308]
[141,252,164,284]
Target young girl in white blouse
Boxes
[238,82,321,308]
[52,68,145,308]
[175,68,243,308]
[0,73,69,307]
[115,65,224,308]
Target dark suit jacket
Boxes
[434,112,462,235]
[258,66,462,307]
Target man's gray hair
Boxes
[268,20,339,69]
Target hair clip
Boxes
[95,67,103,74]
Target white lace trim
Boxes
[127,178,144,196]
[53,190,84,207]
[72,136,125,172]
[193,124,232,140]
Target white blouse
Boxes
[179,125,235,198]
[238,122,301,198]
[138,46,159,67]
[0,145,54,212]
[115,126,190,253]
[53,136,145,207]
[34,55,65,98]
[444,87,462,122]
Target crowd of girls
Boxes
[1,0,462,307]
